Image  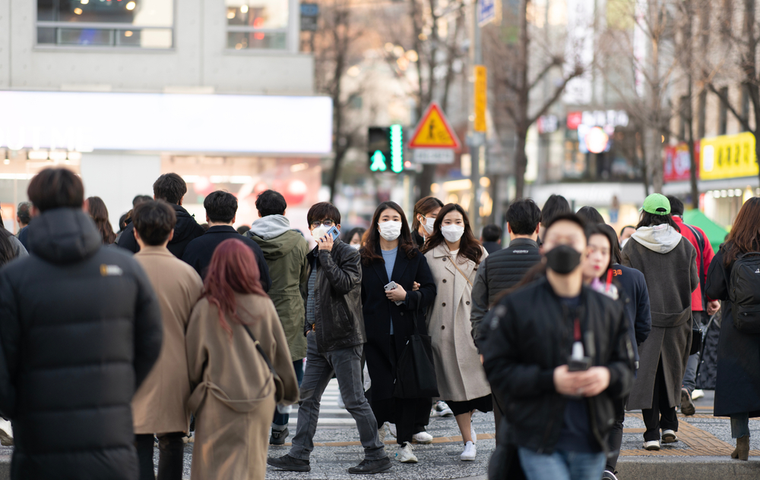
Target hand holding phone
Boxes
[384,281,405,305]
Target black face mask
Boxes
[545,245,582,275]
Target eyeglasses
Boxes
[310,219,335,228]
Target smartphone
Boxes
[567,356,592,372]
[325,225,340,241]
[384,281,397,291]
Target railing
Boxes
[36,21,173,48]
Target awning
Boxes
[682,209,729,252]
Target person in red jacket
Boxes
[667,197,720,415]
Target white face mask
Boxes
[350,243,361,250]
[378,221,402,241]
[312,225,329,240]
[423,217,436,235]
[441,225,465,243]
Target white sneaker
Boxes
[396,442,418,463]
[460,441,477,461]
[643,440,660,451]
[430,401,454,417]
[692,389,705,400]
[412,431,434,444]
[337,394,346,409]
[662,429,678,443]
[470,422,477,445]
[378,424,387,444]
[0,419,13,446]
[388,423,397,438]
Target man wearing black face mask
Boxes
[482,213,634,480]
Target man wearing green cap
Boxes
[621,193,698,451]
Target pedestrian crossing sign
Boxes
[409,103,461,150]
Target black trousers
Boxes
[642,358,678,442]
[493,392,505,446]
[135,432,185,480]
[606,396,627,471]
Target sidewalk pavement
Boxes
[2,390,760,479]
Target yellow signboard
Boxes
[700,132,759,180]
[409,103,461,149]
[474,65,487,133]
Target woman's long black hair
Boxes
[360,201,418,266]
[637,211,680,233]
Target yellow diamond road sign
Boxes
[409,103,461,150]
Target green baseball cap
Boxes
[640,193,671,215]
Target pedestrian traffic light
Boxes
[368,125,404,174]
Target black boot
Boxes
[267,454,311,472]
[348,457,392,474]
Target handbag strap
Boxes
[684,223,707,309]
[243,325,276,375]
[448,255,473,287]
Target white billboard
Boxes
[0,90,333,155]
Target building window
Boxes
[226,0,289,50]
[36,0,174,49]
[718,87,729,135]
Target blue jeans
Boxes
[731,413,750,439]
[273,359,304,427]
[519,448,606,480]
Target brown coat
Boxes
[186,293,299,480]
[425,243,491,402]
[132,246,203,434]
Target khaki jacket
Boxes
[186,293,299,480]
[425,243,491,402]
[132,246,203,434]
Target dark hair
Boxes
[132,195,152,207]
[667,195,685,216]
[204,191,238,223]
[637,211,680,232]
[27,168,84,212]
[17,202,31,225]
[598,223,622,264]
[153,173,187,205]
[544,212,589,238]
[421,203,483,265]
[200,223,210,232]
[361,202,418,265]
[237,225,251,235]
[587,224,615,275]
[343,227,366,244]
[541,194,571,225]
[86,196,116,245]
[256,190,287,217]
[620,225,635,237]
[577,206,605,225]
[506,198,541,235]
[118,212,130,232]
[724,197,760,266]
[482,224,503,242]
[0,226,14,268]
[307,202,341,227]
[412,196,444,232]
[132,200,177,246]
[204,238,268,336]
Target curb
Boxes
[617,456,760,479]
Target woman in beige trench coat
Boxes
[422,203,491,462]
[186,239,299,480]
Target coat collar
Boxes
[135,245,175,258]
[371,245,410,284]
[431,242,454,258]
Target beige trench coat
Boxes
[186,293,299,480]
[425,243,491,402]
[133,246,203,434]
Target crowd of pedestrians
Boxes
[0,167,759,480]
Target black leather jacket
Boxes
[482,278,635,454]
[303,239,366,353]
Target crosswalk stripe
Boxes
[287,379,356,427]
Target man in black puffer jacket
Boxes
[482,213,634,479]
[0,168,163,480]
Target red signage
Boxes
[566,111,583,130]
[663,142,700,182]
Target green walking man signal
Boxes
[368,125,404,173]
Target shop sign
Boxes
[566,110,629,130]
[538,115,559,134]
[663,142,699,182]
[700,132,758,180]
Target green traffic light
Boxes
[390,124,403,173]
[370,150,387,172]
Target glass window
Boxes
[36,0,174,48]
[225,0,290,50]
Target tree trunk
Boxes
[513,0,530,200]
[514,132,527,201]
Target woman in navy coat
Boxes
[360,201,437,464]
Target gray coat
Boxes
[622,225,698,410]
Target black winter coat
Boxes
[117,203,204,258]
[482,278,634,454]
[181,225,271,290]
[471,238,540,344]
[360,245,436,402]
[304,240,366,353]
[705,247,760,417]
[0,208,163,480]
[610,264,652,365]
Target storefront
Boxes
[0,90,332,233]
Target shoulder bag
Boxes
[394,296,440,399]
[243,325,286,403]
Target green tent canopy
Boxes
[683,209,729,252]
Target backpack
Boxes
[729,252,760,334]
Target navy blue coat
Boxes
[611,263,652,365]
[360,245,436,402]
[181,225,271,291]
[117,204,204,259]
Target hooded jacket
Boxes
[117,203,205,259]
[247,215,310,361]
[0,208,163,480]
